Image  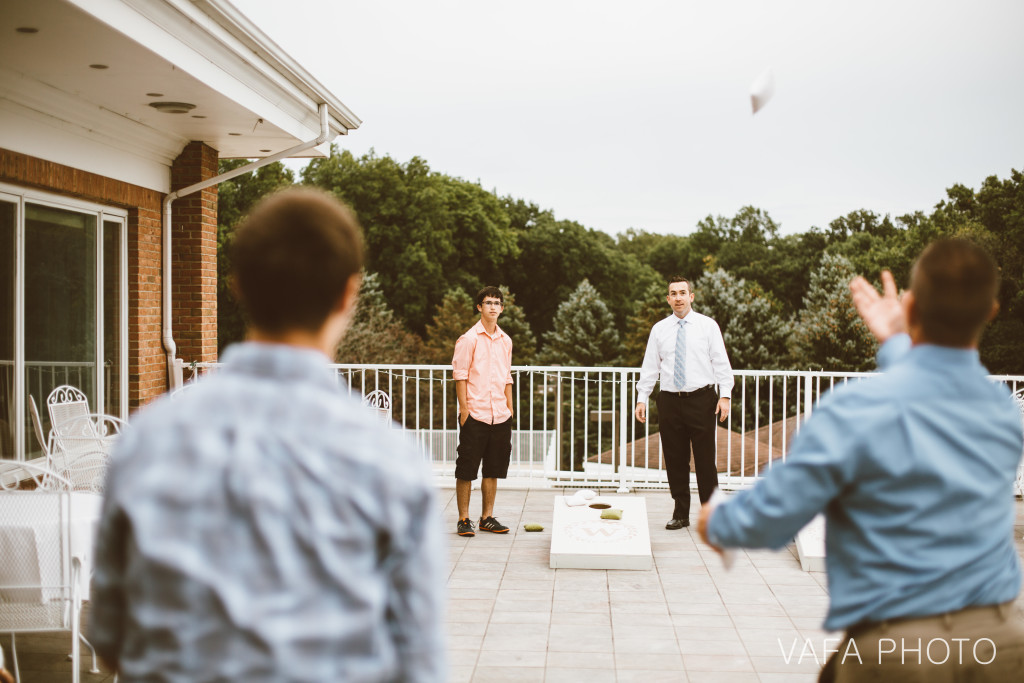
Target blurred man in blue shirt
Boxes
[91,189,446,682]
[699,238,1024,682]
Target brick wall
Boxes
[129,205,165,408]
[169,142,219,371]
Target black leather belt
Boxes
[661,385,714,397]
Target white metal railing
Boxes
[189,361,1024,492]
[334,366,874,491]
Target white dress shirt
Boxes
[636,310,734,404]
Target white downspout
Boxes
[161,103,336,388]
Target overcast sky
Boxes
[241,0,1024,237]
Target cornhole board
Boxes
[795,513,826,572]
[550,495,652,570]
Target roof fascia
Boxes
[196,0,361,130]
[67,0,359,152]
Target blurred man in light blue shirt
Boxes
[700,239,1024,681]
[91,189,446,682]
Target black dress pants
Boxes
[655,387,719,519]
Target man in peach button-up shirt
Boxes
[452,286,514,537]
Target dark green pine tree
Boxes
[790,253,877,371]
[695,268,792,371]
[423,289,478,365]
[540,280,623,367]
[338,272,425,364]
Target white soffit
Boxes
[0,0,359,181]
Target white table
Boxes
[0,491,103,604]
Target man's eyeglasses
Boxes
[481,300,504,307]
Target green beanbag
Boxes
[600,509,623,520]
[523,523,544,532]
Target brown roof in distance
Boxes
[591,415,802,478]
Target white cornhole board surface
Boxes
[550,495,652,570]
[795,513,826,572]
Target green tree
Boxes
[423,286,539,365]
[497,286,539,365]
[709,207,780,284]
[338,272,425,364]
[690,213,729,264]
[790,253,877,371]
[302,147,518,333]
[217,160,296,229]
[823,209,921,297]
[751,229,829,315]
[826,209,899,241]
[615,229,703,284]
[621,281,670,368]
[695,268,794,433]
[422,289,477,365]
[928,170,1024,373]
[498,203,660,339]
[216,159,295,350]
[540,280,623,366]
[687,206,826,315]
[690,206,778,265]
[694,269,792,371]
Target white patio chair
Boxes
[49,414,127,494]
[0,469,99,683]
[28,395,59,470]
[45,386,91,441]
[362,390,392,427]
[0,460,61,493]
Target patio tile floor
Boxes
[6,489,1024,682]
[438,487,1024,683]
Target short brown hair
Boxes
[911,238,999,346]
[475,286,503,307]
[231,188,364,334]
[667,276,692,290]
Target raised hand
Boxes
[849,270,905,343]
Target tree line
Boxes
[217,149,1024,374]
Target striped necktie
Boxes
[673,319,687,389]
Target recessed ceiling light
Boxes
[228,133,241,136]
[16,27,39,34]
[146,92,164,97]
[259,149,272,153]
[89,64,109,70]
[191,115,207,119]
[148,101,196,114]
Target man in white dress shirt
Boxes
[635,276,734,529]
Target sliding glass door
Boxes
[0,185,126,460]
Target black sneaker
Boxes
[479,516,509,533]
[457,518,475,536]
